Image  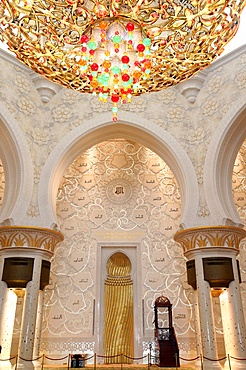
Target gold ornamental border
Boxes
[174,225,246,253]
[0,226,64,253]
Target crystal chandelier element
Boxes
[0,0,244,120]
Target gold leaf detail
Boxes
[14,235,26,246]
[197,236,208,248]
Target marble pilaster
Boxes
[174,226,246,370]
[0,226,64,370]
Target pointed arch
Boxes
[204,98,246,226]
[38,112,199,228]
[0,102,33,224]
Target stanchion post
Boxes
[41,354,44,370]
[94,353,96,370]
[148,353,150,370]
[149,342,152,367]
[227,354,231,370]
[201,354,204,370]
[15,355,18,370]
[121,353,123,370]
[67,353,70,370]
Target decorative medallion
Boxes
[106,179,132,204]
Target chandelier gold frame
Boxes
[0,0,245,117]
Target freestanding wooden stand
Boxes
[154,296,180,368]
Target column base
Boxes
[0,360,12,370]
[14,359,41,369]
[33,360,42,369]
[224,358,246,370]
[202,359,223,369]
[193,358,202,369]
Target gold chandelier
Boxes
[0,0,244,120]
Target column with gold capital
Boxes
[0,226,64,370]
[219,254,246,370]
[0,250,17,370]
[174,226,246,370]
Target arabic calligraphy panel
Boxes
[144,271,165,291]
[151,250,172,272]
[111,153,129,169]
[61,219,78,238]
[57,202,76,219]
[106,179,132,204]
[80,174,96,189]
[49,307,67,330]
[50,139,185,340]
[233,191,246,207]
[90,209,108,226]
[131,209,148,226]
[72,191,90,207]
[173,307,190,333]
[66,292,86,313]
[165,203,181,220]
[74,158,90,174]
[160,220,176,238]
[72,271,94,292]
[69,251,86,271]
[148,191,166,206]
[142,174,158,190]
[148,158,165,174]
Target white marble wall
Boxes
[0,46,246,364]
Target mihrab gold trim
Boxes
[0,226,64,253]
[104,252,134,364]
[13,288,26,298]
[174,225,246,252]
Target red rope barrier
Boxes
[179,356,200,361]
[7,351,246,366]
[203,356,227,361]
[97,354,121,359]
[86,354,94,361]
[230,356,246,361]
[45,355,69,361]
[0,356,17,362]
[19,356,43,362]
[123,354,148,360]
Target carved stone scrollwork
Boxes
[0,226,64,253]
[174,226,246,253]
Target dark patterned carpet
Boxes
[43,365,195,369]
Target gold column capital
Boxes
[0,226,64,254]
[174,225,246,253]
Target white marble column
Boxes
[174,226,246,370]
[16,256,42,370]
[0,281,8,335]
[195,254,222,370]
[0,226,64,370]
[33,291,44,370]
[0,252,16,370]
[220,255,246,370]
[192,290,202,369]
[0,254,7,317]
[220,289,233,370]
[0,289,17,370]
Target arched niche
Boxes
[38,113,199,228]
[204,100,246,226]
[0,102,33,224]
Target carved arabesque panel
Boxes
[42,139,196,346]
[0,159,4,207]
[233,140,246,321]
